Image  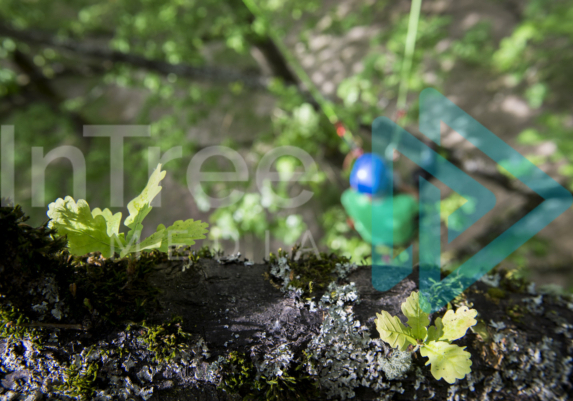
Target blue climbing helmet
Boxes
[350,153,388,195]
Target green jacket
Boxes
[341,189,417,246]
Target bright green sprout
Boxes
[47,164,209,258]
[375,291,477,384]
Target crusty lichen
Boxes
[304,282,412,399]
[0,321,214,400]
[444,283,573,401]
[447,328,573,400]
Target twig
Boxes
[14,322,86,331]
[0,22,271,91]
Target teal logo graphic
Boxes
[372,88,573,313]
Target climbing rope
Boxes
[397,0,423,119]
[386,0,423,160]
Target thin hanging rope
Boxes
[397,0,423,116]
[385,0,423,161]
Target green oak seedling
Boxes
[375,291,477,383]
[47,163,208,259]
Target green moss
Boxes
[500,271,530,293]
[506,303,526,323]
[219,351,317,400]
[55,361,99,400]
[219,352,258,394]
[137,316,193,363]
[0,305,45,347]
[70,250,162,325]
[172,244,215,270]
[487,287,507,300]
[268,245,353,293]
[195,245,215,259]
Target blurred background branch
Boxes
[1,0,573,291]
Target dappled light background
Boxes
[1,0,573,291]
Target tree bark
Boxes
[2,256,571,400]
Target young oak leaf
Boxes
[375,310,417,351]
[47,196,125,258]
[401,291,430,340]
[426,317,444,343]
[124,164,167,244]
[156,220,209,253]
[47,163,209,259]
[91,207,122,237]
[420,341,472,384]
[440,306,478,342]
[135,219,209,256]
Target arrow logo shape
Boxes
[372,89,572,313]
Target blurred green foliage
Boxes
[0,0,572,281]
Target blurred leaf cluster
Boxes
[1,0,572,282]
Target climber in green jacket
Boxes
[341,152,419,248]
